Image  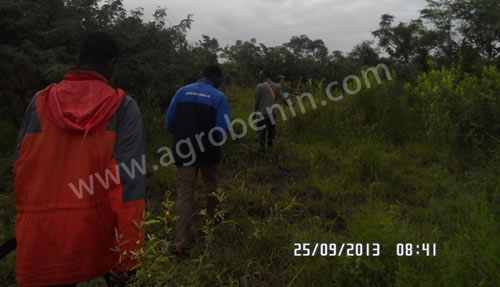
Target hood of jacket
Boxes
[43,70,126,138]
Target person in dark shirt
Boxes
[166,65,231,254]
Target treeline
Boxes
[1,0,499,126]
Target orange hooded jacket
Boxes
[14,71,146,286]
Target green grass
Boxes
[1,80,499,286]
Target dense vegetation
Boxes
[0,0,499,286]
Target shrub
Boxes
[408,66,500,156]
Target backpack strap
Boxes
[264,81,276,101]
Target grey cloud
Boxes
[122,0,427,53]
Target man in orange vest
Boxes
[14,32,145,286]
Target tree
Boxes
[420,0,458,64]
[420,0,500,67]
[284,35,328,62]
[452,0,500,61]
[372,14,426,64]
[348,41,380,67]
[222,39,264,84]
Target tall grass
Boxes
[0,66,499,286]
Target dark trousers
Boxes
[257,117,276,150]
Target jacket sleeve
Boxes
[15,94,41,161]
[166,88,182,132]
[216,94,231,132]
[108,96,146,271]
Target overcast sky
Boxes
[122,0,428,53]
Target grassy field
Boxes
[1,69,499,286]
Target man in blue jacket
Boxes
[166,65,231,254]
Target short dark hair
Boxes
[203,65,222,78]
[261,69,272,79]
[79,32,119,65]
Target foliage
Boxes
[408,65,500,157]
[0,0,499,286]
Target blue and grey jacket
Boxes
[166,79,231,166]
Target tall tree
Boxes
[452,0,500,61]
[420,0,458,63]
[349,41,380,67]
[372,14,425,64]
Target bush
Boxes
[408,66,500,156]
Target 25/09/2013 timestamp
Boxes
[293,243,437,257]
